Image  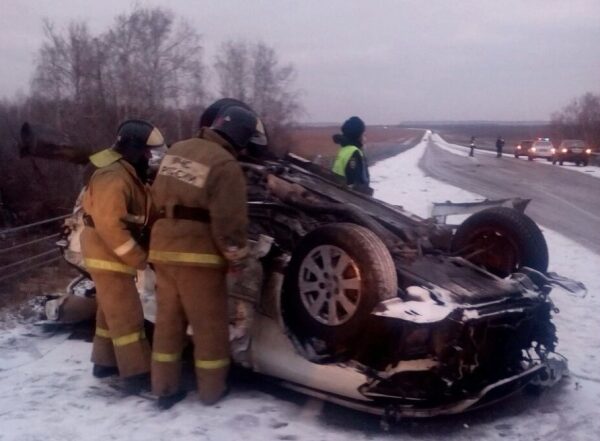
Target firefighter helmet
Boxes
[210,105,266,150]
[114,119,165,153]
[201,99,268,148]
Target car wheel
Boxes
[283,223,397,352]
[451,207,549,277]
[528,156,533,161]
[575,161,580,166]
[514,154,519,158]
[583,160,589,166]
[552,158,557,165]
[559,161,563,166]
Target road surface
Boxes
[420,137,600,254]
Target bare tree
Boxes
[214,41,251,103]
[13,6,209,222]
[104,7,206,135]
[551,92,600,149]
[31,21,106,139]
[214,40,303,152]
[30,6,207,144]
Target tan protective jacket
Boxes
[80,150,149,275]
[149,129,248,268]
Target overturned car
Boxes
[26,124,575,420]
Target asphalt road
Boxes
[420,138,600,255]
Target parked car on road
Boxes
[552,139,592,166]
[527,139,554,161]
[514,140,533,158]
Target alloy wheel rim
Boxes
[298,245,362,326]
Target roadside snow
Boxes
[1,132,599,440]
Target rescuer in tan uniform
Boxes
[149,104,264,408]
[81,120,165,390]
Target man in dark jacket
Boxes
[331,116,371,194]
[496,136,505,158]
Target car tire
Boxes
[528,156,533,161]
[552,158,557,165]
[559,161,563,166]
[583,160,589,166]
[283,223,397,353]
[514,154,519,159]
[451,207,549,277]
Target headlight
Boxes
[517,145,522,150]
[586,148,592,154]
[562,148,568,153]
[551,148,556,153]
[531,147,537,152]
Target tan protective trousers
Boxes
[151,264,230,404]
[90,271,151,378]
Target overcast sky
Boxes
[1,0,599,124]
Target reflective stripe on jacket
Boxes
[80,153,149,274]
[332,145,362,178]
[149,129,248,267]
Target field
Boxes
[287,125,423,164]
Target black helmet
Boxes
[113,119,165,181]
[114,119,165,153]
[199,98,251,129]
[201,99,268,149]
[210,105,265,150]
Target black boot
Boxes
[122,373,151,394]
[93,364,119,378]
[157,390,187,410]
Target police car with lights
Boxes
[527,138,554,161]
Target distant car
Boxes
[552,140,592,166]
[514,140,533,158]
[527,139,554,161]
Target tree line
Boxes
[0,6,302,224]
[551,92,600,149]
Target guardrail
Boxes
[0,214,69,284]
[0,214,70,236]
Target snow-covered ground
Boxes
[1,133,599,440]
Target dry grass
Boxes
[288,125,423,161]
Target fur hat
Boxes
[341,116,365,140]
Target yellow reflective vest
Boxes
[332,145,362,180]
